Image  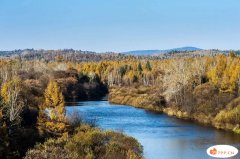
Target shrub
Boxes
[24,137,71,159]
[215,97,240,124]
[215,105,240,124]
[24,125,143,159]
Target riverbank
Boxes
[109,85,240,134]
[66,100,240,159]
[108,86,164,112]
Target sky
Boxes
[0,0,239,52]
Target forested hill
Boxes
[0,49,128,62]
[0,48,235,62]
[122,47,202,56]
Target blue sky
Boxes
[0,0,239,52]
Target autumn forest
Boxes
[0,50,240,159]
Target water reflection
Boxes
[66,101,240,159]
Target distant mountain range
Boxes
[122,47,202,56]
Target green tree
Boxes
[118,65,128,77]
[137,63,143,72]
[145,61,152,71]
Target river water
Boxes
[66,100,240,159]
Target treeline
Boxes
[0,49,229,62]
[0,49,131,62]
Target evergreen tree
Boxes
[145,61,152,71]
[137,63,143,72]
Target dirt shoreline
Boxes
[109,91,240,134]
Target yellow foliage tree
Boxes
[208,55,240,93]
[0,78,23,123]
[221,62,240,92]
[37,80,67,136]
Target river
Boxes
[66,100,240,159]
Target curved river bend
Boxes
[66,100,240,159]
